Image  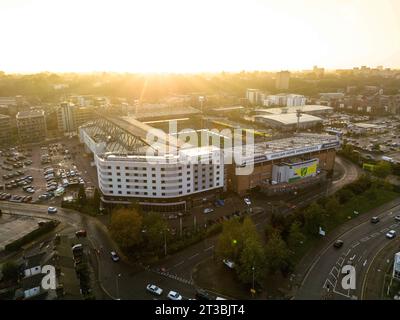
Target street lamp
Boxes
[252,266,255,292]
[115,273,121,300]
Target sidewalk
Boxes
[292,197,400,298]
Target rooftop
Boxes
[16,109,45,119]
[255,105,332,115]
[255,113,323,125]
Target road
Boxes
[0,155,364,300]
[296,203,400,300]
[0,202,206,300]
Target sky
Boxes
[0,0,400,73]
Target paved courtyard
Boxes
[0,214,42,251]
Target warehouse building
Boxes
[254,113,323,131]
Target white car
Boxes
[222,259,235,269]
[395,215,400,222]
[244,197,251,205]
[146,284,163,296]
[203,208,214,214]
[167,290,182,300]
[47,207,57,214]
[110,251,120,262]
[386,230,396,239]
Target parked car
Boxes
[386,230,397,239]
[146,284,163,296]
[395,215,400,222]
[110,251,120,262]
[244,197,251,205]
[167,291,182,300]
[222,259,235,269]
[47,207,57,214]
[203,208,214,214]
[333,240,344,248]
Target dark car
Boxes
[75,230,87,238]
[333,240,344,248]
[195,289,213,300]
[370,216,380,224]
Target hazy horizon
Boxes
[1,0,400,73]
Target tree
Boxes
[336,188,354,204]
[304,202,326,236]
[237,236,266,286]
[142,212,168,251]
[264,231,291,274]
[287,221,306,251]
[374,161,391,178]
[78,185,87,206]
[325,196,340,216]
[216,218,243,261]
[92,188,101,214]
[109,208,143,249]
[1,261,19,282]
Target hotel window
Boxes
[153,192,156,196]
[116,166,120,169]
[117,185,121,188]
[118,191,122,194]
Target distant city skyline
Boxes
[1,0,400,73]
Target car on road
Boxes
[395,215,400,222]
[370,216,380,224]
[222,259,235,269]
[47,207,57,214]
[333,240,344,248]
[167,291,182,300]
[146,284,163,296]
[386,230,397,239]
[244,197,251,206]
[110,251,120,262]
[203,208,214,214]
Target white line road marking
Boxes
[345,249,351,256]
[330,266,339,278]
[333,289,351,299]
[323,279,336,289]
[370,232,380,238]
[188,253,199,260]
[390,224,399,229]
[363,260,368,267]
[380,228,389,233]
[173,261,185,268]
[360,236,370,242]
[204,246,214,252]
[351,242,360,249]
[350,254,356,261]
[337,257,345,267]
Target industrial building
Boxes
[255,105,333,116]
[16,109,47,143]
[254,113,323,131]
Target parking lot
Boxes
[0,139,95,206]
